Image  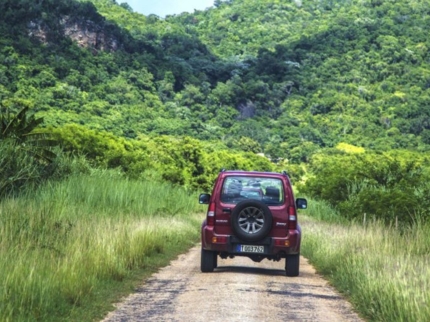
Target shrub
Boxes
[300,150,430,224]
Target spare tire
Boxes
[231,200,273,242]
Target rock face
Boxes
[28,16,119,52]
[62,17,119,52]
[27,21,48,43]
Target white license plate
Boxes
[238,245,264,253]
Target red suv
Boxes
[199,170,307,276]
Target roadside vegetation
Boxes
[0,169,203,322]
[298,145,430,225]
[0,104,274,322]
[2,105,430,321]
[298,146,430,321]
[301,200,430,322]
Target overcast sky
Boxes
[122,0,215,17]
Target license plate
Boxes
[237,245,264,253]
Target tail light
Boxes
[288,206,297,230]
[207,202,216,226]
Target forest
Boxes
[2,0,430,223]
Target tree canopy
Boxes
[1,0,430,163]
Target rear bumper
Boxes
[201,224,301,257]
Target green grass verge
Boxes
[66,232,201,322]
[0,171,205,322]
[301,201,430,322]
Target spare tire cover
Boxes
[231,200,273,242]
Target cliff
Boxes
[27,16,119,52]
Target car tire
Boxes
[201,248,216,272]
[231,200,273,242]
[285,253,300,277]
[213,251,218,269]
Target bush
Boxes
[53,125,275,191]
[300,150,430,224]
[338,183,422,223]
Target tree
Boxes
[119,2,133,12]
[1,100,57,162]
[0,100,58,197]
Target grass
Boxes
[0,170,204,322]
[6,174,429,321]
[301,199,430,322]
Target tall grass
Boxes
[304,196,348,224]
[0,171,203,322]
[301,201,430,322]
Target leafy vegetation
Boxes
[49,123,274,191]
[0,101,59,197]
[1,0,430,160]
[299,145,430,224]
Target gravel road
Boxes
[102,245,364,322]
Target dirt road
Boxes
[102,245,364,322]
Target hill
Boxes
[1,0,430,162]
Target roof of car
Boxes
[221,170,287,177]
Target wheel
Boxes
[285,253,300,277]
[201,248,216,272]
[231,200,273,242]
[213,252,218,269]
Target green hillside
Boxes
[173,0,430,154]
[1,0,430,163]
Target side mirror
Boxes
[199,193,211,204]
[296,198,307,209]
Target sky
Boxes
[122,0,215,17]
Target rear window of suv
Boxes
[220,176,284,205]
